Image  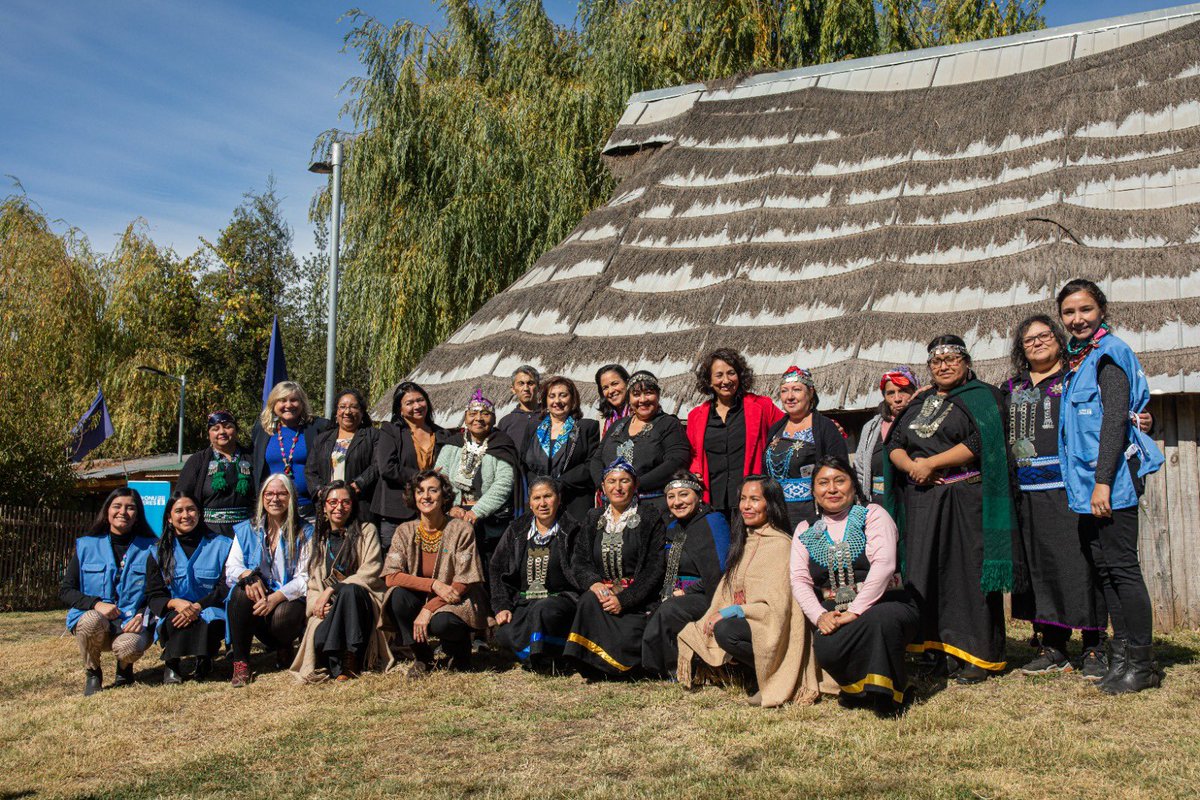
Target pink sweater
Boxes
[788,503,899,626]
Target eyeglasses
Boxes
[927,355,965,368]
[264,491,290,499]
[336,404,361,412]
[325,499,353,508]
[1021,330,1055,347]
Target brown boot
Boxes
[336,651,360,682]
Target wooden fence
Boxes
[0,505,92,611]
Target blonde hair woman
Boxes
[224,473,314,687]
[252,381,330,521]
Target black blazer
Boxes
[520,415,599,522]
[572,507,666,613]
[589,410,691,495]
[488,512,581,613]
[304,426,380,506]
[371,420,444,520]
[250,417,331,499]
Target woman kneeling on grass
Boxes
[145,492,232,684]
[381,470,488,677]
[61,488,158,696]
[225,474,312,687]
[289,481,387,682]
[490,477,581,669]
[790,457,918,713]
[677,476,823,707]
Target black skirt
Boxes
[1013,488,1106,632]
[902,480,1006,671]
[812,590,919,704]
[564,592,651,676]
[641,592,710,678]
[495,593,579,661]
[312,583,377,659]
[784,500,817,534]
[157,612,225,660]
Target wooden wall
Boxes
[1140,395,1200,632]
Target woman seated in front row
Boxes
[60,488,158,696]
[145,492,232,684]
[641,470,730,678]
[225,474,313,687]
[677,476,822,707]
[790,457,918,713]
[563,459,666,677]
[490,477,581,668]
[382,470,488,676]
[289,481,387,682]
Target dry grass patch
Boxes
[2,612,1199,799]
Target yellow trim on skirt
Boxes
[567,632,632,672]
[840,673,904,704]
[906,640,1006,671]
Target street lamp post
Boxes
[309,140,343,419]
[137,365,186,463]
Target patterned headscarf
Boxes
[602,457,637,480]
[780,366,814,387]
[206,410,237,429]
[466,388,494,412]
[878,366,918,393]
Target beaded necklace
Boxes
[417,523,443,554]
[800,505,869,611]
[275,426,300,477]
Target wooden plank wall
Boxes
[1140,395,1200,632]
[0,505,92,611]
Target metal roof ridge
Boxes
[621,2,1200,106]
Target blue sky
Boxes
[0,0,1188,260]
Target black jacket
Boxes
[250,417,331,499]
[371,420,444,520]
[304,426,380,506]
[572,507,666,613]
[520,415,599,522]
[488,512,581,613]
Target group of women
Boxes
[61,278,1165,707]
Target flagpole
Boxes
[177,373,186,463]
[325,141,343,420]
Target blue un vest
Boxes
[231,519,313,591]
[1058,333,1164,514]
[66,533,156,631]
[156,534,234,640]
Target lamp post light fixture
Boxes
[308,140,343,419]
[137,365,186,463]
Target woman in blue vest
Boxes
[144,492,232,684]
[224,473,313,687]
[1057,278,1165,694]
[60,488,158,696]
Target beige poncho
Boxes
[677,525,826,708]
[289,522,387,683]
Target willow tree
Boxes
[316,0,1045,396]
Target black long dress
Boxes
[520,415,600,523]
[175,447,255,537]
[564,506,666,676]
[490,514,580,663]
[1002,371,1106,634]
[589,411,690,521]
[641,507,730,677]
[887,390,1007,672]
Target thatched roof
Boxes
[385,4,1200,425]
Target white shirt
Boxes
[224,532,310,602]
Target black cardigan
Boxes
[304,426,380,505]
[572,507,666,612]
[588,411,691,495]
[250,417,331,499]
[763,411,849,473]
[520,415,599,521]
[488,512,581,613]
[371,420,444,520]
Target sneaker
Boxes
[1020,646,1073,675]
[231,660,252,688]
[1080,648,1108,682]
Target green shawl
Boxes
[883,380,1016,594]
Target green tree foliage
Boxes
[316,0,1045,398]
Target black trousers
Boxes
[713,616,754,666]
[157,611,225,661]
[313,583,375,672]
[226,585,307,662]
[386,587,472,659]
[1082,506,1153,647]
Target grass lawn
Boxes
[2,611,1199,799]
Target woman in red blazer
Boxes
[686,349,784,517]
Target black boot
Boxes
[84,668,103,697]
[162,660,183,685]
[1098,639,1129,692]
[1100,645,1162,695]
[193,656,213,682]
[112,662,135,688]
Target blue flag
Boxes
[69,388,114,463]
[262,314,289,405]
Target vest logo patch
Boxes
[1078,408,1093,415]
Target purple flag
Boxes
[69,388,114,462]
[262,314,289,405]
